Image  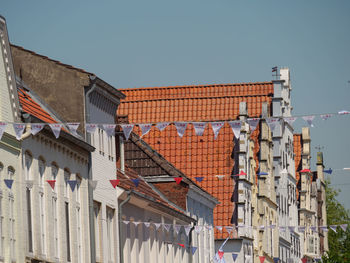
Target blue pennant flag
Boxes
[232,253,238,262]
[68,180,77,191]
[257,172,268,176]
[324,168,332,174]
[132,179,140,187]
[4,179,14,189]
[191,247,197,255]
[273,257,280,263]
[194,177,204,182]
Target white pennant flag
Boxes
[31,123,45,135]
[259,225,265,230]
[321,114,333,120]
[340,224,348,232]
[139,123,152,137]
[206,225,213,230]
[154,223,162,230]
[194,226,202,234]
[156,122,169,131]
[211,122,225,140]
[133,221,141,227]
[120,124,134,140]
[298,226,306,233]
[302,115,315,127]
[216,226,223,232]
[320,226,329,232]
[163,224,171,232]
[266,118,279,132]
[225,226,234,234]
[86,123,98,134]
[174,225,181,234]
[192,122,206,136]
[279,226,286,232]
[330,225,337,233]
[25,180,34,189]
[123,220,130,225]
[67,123,80,136]
[174,122,188,138]
[284,117,297,126]
[184,226,192,236]
[13,123,26,140]
[144,222,151,228]
[247,118,259,132]
[228,121,242,139]
[49,123,63,139]
[0,122,7,140]
[269,224,276,229]
[338,110,350,115]
[103,124,116,137]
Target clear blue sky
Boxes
[2,0,350,208]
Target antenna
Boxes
[315,145,324,151]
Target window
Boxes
[24,152,33,253]
[76,175,82,203]
[65,202,71,262]
[98,128,105,155]
[94,202,102,261]
[64,169,71,198]
[76,207,82,263]
[38,157,45,187]
[9,196,15,260]
[106,207,115,262]
[0,193,3,257]
[38,157,46,255]
[51,164,58,193]
[52,196,59,258]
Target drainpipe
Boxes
[118,191,132,263]
[188,222,196,263]
[20,113,32,140]
[119,136,125,173]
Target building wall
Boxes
[21,131,91,263]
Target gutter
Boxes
[118,191,132,263]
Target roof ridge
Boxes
[121,81,273,91]
[10,44,94,75]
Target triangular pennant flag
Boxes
[163,224,171,232]
[174,177,182,184]
[247,118,259,132]
[13,123,26,140]
[192,122,206,136]
[232,253,238,262]
[89,180,98,190]
[301,257,307,263]
[174,122,188,138]
[110,179,120,189]
[194,176,204,182]
[133,221,141,227]
[49,123,63,139]
[218,250,224,259]
[31,123,45,135]
[338,110,350,115]
[259,256,266,263]
[184,226,192,236]
[310,226,317,232]
[67,123,80,136]
[139,123,152,137]
[68,180,77,191]
[174,225,181,234]
[216,226,223,232]
[314,257,322,262]
[216,175,225,180]
[47,180,56,190]
[266,117,279,132]
[300,168,311,173]
[259,225,265,230]
[120,124,134,140]
[284,117,297,126]
[320,226,329,232]
[0,122,7,140]
[330,225,337,233]
[340,224,348,232]
[85,123,98,134]
[102,124,116,137]
[26,180,34,189]
[4,179,14,189]
[321,114,333,120]
[238,170,247,176]
[257,172,268,176]
[228,121,242,139]
[279,226,286,232]
[144,222,151,228]
[288,226,295,232]
[210,122,224,140]
[298,226,306,233]
[123,220,130,225]
[131,178,140,187]
[206,225,213,230]
[154,223,162,230]
[302,115,315,127]
[191,247,197,255]
[195,226,202,234]
[178,243,185,248]
[269,224,276,229]
[156,122,169,131]
[273,257,280,263]
[324,168,333,174]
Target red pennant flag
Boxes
[300,169,311,173]
[47,180,56,190]
[178,243,185,248]
[259,256,266,263]
[174,177,182,184]
[238,170,247,176]
[218,250,224,259]
[301,257,307,263]
[110,179,120,189]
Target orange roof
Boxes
[293,134,302,199]
[17,86,57,124]
[118,82,274,239]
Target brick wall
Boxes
[152,182,189,210]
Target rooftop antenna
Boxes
[272,66,279,80]
[315,145,324,152]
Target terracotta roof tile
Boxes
[118,82,273,239]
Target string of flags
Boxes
[0,110,349,141]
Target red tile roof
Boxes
[293,134,302,199]
[118,82,274,239]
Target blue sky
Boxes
[2,0,350,208]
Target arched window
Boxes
[24,151,33,181]
[38,156,46,187]
[64,168,71,198]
